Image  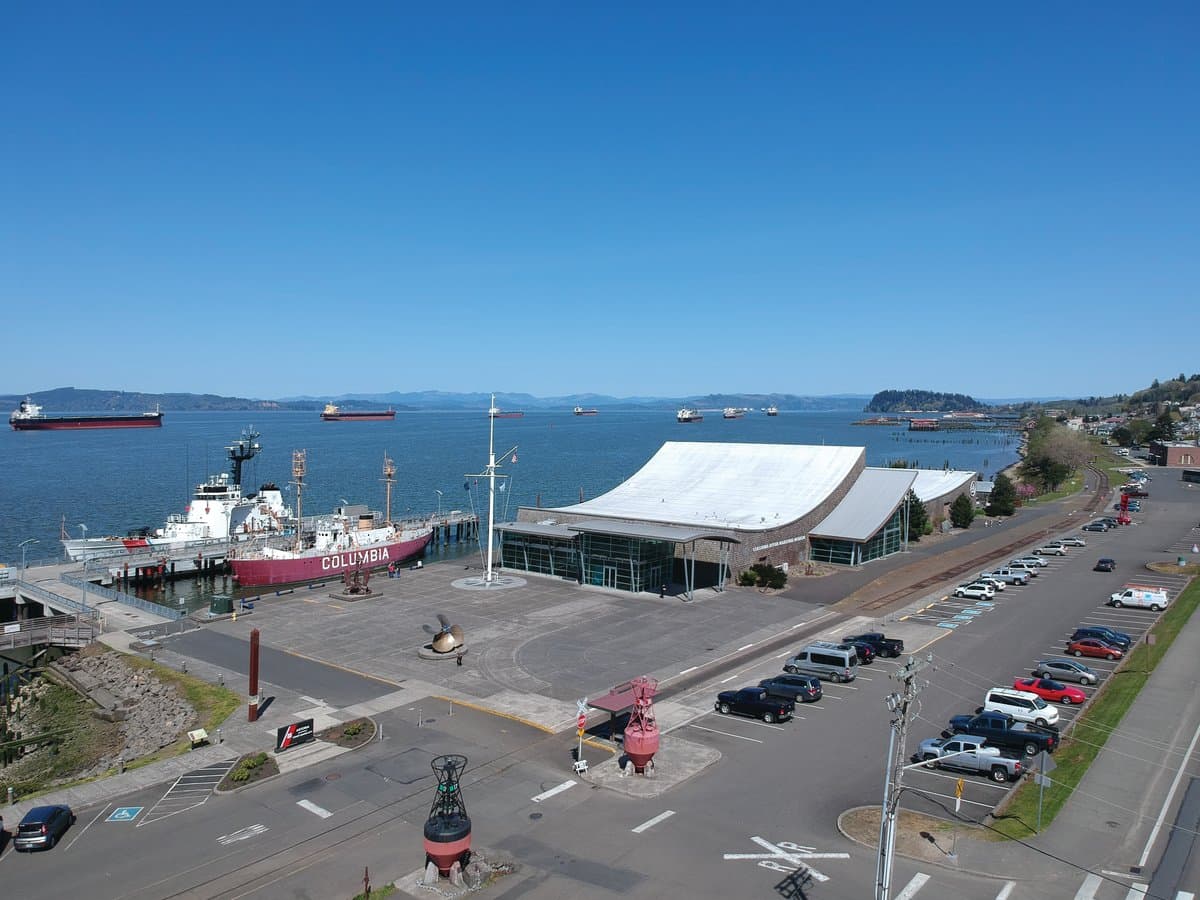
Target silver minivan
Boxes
[783,641,858,683]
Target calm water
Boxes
[1,409,1020,575]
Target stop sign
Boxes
[577,713,587,729]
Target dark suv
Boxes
[759,674,823,703]
[13,805,74,851]
[1071,626,1131,651]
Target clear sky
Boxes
[3,3,1197,401]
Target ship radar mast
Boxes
[226,428,262,487]
[382,453,396,525]
[291,449,306,551]
[464,393,517,584]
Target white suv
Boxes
[983,687,1059,728]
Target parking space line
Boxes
[995,881,1016,900]
[894,872,930,899]
[1073,872,1103,899]
[688,723,764,743]
[631,810,676,833]
[64,804,112,852]
[531,780,577,803]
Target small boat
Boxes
[10,396,163,431]
[723,407,747,419]
[766,406,778,417]
[321,403,395,421]
[573,406,598,416]
[62,429,292,561]
[676,408,703,423]
[229,453,432,587]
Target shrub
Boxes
[344,722,364,737]
[737,570,759,587]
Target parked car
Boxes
[975,575,1006,592]
[1094,558,1116,572]
[1095,517,1121,528]
[759,674,823,703]
[954,583,994,600]
[1013,676,1087,705]
[1071,625,1132,650]
[840,640,876,664]
[1012,556,1048,568]
[1128,501,1142,512]
[982,687,1060,727]
[914,735,1024,783]
[1035,545,1067,557]
[1007,562,1041,578]
[13,805,75,852]
[715,687,794,723]
[1058,536,1087,547]
[840,632,905,658]
[1082,522,1110,533]
[984,568,1030,585]
[1121,486,1149,498]
[1066,638,1124,661]
[1033,658,1098,685]
[1109,585,1169,611]
[947,711,1059,757]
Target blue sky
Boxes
[3,3,1197,401]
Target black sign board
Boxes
[276,718,315,752]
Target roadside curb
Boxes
[431,695,555,734]
[214,715,379,794]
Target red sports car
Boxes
[1066,638,1124,661]
[1013,677,1087,705]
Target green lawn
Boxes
[992,576,1200,839]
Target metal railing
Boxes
[13,579,96,617]
[0,614,100,650]
[59,574,182,621]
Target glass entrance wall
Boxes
[809,506,904,566]
[580,533,676,593]
[499,533,580,580]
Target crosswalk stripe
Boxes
[995,880,1016,899]
[1124,885,1147,900]
[1074,873,1103,900]
[894,872,930,900]
[1177,891,1194,900]
[531,780,576,803]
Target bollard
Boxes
[7,785,13,805]
[119,756,126,773]
[217,728,223,744]
[182,661,188,674]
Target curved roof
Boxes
[910,469,977,501]
[810,468,916,541]
[547,441,864,531]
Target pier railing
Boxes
[14,579,97,618]
[60,574,183,621]
[0,613,100,650]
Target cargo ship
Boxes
[488,408,524,419]
[573,406,598,416]
[676,408,703,423]
[722,407,747,419]
[320,403,395,421]
[10,397,163,430]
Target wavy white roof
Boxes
[810,468,916,541]
[548,441,864,531]
[909,469,977,501]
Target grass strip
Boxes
[993,575,1200,839]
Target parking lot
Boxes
[644,493,1195,831]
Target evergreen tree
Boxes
[986,473,1017,516]
[1146,411,1176,443]
[902,489,929,542]
[949,493,975,529]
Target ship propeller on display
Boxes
[423,613,465,654]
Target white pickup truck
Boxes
[1108,585,1170,611]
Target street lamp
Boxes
[81,557,91,614]
[435,490,443,517]
[19,538,38,573]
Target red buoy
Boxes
[622,676,659,774]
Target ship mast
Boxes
[291,449,306,551]
[382,452,396,525]
[465,393,517,584]
[227,428,261,487]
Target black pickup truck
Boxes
[947,711,1059,757]
[715,688,794,724]
[841,632,905,658]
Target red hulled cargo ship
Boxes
[10,397,163,430]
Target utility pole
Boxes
[874,653,932,900]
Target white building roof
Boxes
[909,469,977,502]
[547,441,864,531]
[809,468,916,541]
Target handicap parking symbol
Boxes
[107,806,144,823]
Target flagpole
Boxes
[466,393,517,586]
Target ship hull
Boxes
[320,411,395,421]
[12,414,163,430]
[231,532,432,586]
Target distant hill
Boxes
[0,387,872,413]
[865,389,985,413]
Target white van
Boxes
[983,687,1059,727]
[784,641,859,683]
